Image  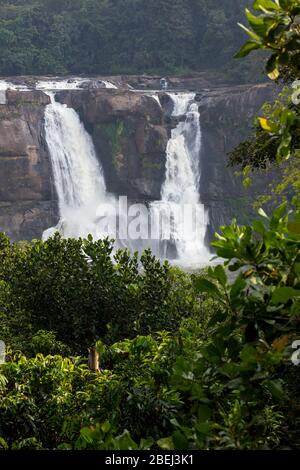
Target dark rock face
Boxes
[0,90,57,241]
[56,90,169,200]
[0,80,277,244]
[198,83,276,239]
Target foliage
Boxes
[0,233,198,354]
[235,0,300,81]
[0,0,258,81]
[0,204,300,450]
[230,0,300,205]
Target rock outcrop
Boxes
[56,90,169,200]
[0,90,57,240]
[198,83,276,238]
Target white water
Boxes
[43,93,117,241]
[37,78,118,90]
[151,93,210,266]
[36,79,87,90]
[42,85,210,267]
[102,80,118,89]
[0,78,118,92]
[0,80,28,91]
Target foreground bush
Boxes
[0,235,197,354]
[0,203,299,450]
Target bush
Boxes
[0,234,198,354]
[0,203,299,450]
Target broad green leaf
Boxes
[194,278,219,296]
[197,404,212,423]
[294,263,300,278]
[114,431,138,450]
[253,0,281,11]
[245,9,268,37]
[272,286,300,304]
[171,431,189,450]
[139,438,154,450]
[240,345,258,364]
[238,23,261,41]
[234,41,262,58]
[230,275,247,300]
[209,265,227,286]
[196,422,211,435]
[101,421,111,433]
[253,220,266,235]
[157,437,174,450]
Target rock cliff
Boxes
[0,90,57,241]
[0,78,276,242]
[198,83,276,238]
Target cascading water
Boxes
[43,93,117,241]
[42,85,211,267]
[151,93,210,266]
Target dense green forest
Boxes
[0,0,260,81]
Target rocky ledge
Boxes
[0,81,276,241]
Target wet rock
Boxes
[0,90,57,240]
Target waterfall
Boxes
[43,88,210,267]
[151,93,210,266]
[43,94,116,241]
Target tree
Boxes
[229,0,300,205]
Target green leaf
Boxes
[271,202,287,221]
[197,405,212,423]
[294,263,300,278]
[101,421,111,433]
[0,437,8,450]
[230,275,247,300]
[195,422,211,435]
[240,345,258,364]
[114,431,138,450]
[245,9,268,37]
[139,438,154,450]
[194,278,219,296]
[253,220,266,235]
[253,0,280,10]
[264,379,285,400]
[235,41,262,58]
[271,287,300,304]
[157,437,174,450]
[171,431,189,450]
[209,265,227,286]
[258,208,269,219]
[243,177,253,188]
[238,23,261,41]
[80,427,94,444]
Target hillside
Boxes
[0,0,261,81]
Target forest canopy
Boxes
[0,0,260,81]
